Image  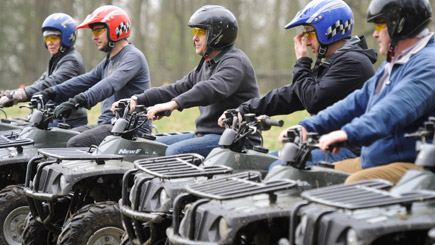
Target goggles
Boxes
[92,28,106,37]
[192,28,206,37]
[303,30,316,41]
[43,36,61,43]
[374,22,387,33]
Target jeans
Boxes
[156,132,221,157]
[49,120,85,129]
[66,124,113,147]
[268,147,357,171]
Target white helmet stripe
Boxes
[307,1,347,23]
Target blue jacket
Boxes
[300,36,435,168]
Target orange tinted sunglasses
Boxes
[192,28,206,37]
[43,36,61,43]
[92,28,106,37]
[303,30,316,41]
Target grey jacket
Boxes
[54,44,151,125]
[136,46,259,135]
[24,47,87,126]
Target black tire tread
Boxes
[0,185,29,244]
[58,201,123,245]
[22,213,50,245]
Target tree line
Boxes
[1,0,435,94]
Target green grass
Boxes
[1,102,309,152]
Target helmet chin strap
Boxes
[195,47,212,72]
[387,38,398,63]
[312,45,328,75]
[103,41,115,69]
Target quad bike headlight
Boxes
[159,188,170,206]
[346,228,359,245]
[59,175,67,190]
[218,217,228,240]
[299,214,308,235]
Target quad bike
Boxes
[0,103,35,133]
[0,95,79,188]
[119,110,284,244]
[0,95,80,245]
[22,100,175,245]
[166,128,350,245]
[279,117,435,245]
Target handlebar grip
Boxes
[264,118,284,127]
[325,141,348,151]
[153,110,171,119]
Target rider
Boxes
[287,0,435,184]
[112,5,259,157]
[0,13,87,127]
[220,0,377,167]
[38,6,151,147]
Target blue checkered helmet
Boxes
[285,0,354,45]
[42,13,77,48]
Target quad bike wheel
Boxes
[0,185,29,245]
[57,201,124,245]
[22,213,56,245]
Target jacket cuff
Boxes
[172,98,184,111]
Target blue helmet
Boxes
[41,13,77,48]
[285,0,354,45]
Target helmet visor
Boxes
[43,30,61,37]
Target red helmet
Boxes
[77,5,131,42]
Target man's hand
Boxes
[35,87,56,104]
[111,98,137,115]
[294,33,308,60]
[218,110,242,128]
[0,90,10,97]
[53,93,86,119]
[0,88,27,107]
[147,101,178,120]
[278,125,307,144]
[319,130,348,154]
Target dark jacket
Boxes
[24,47,87,125]
[136,46,259,135]
[238,36,377,117]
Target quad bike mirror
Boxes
[279,130,319,169]
[429,227,435,242]
[219,109,241,147]
[29,110,43,125]
[112,118,128,136]
[405,117,435,171]
[219,111,283,153]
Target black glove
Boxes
[53,93,87,119]
[34,87,56,104]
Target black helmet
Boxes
[188,5,238,50]
[367,0,432,40]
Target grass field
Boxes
[1,103,309,152]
